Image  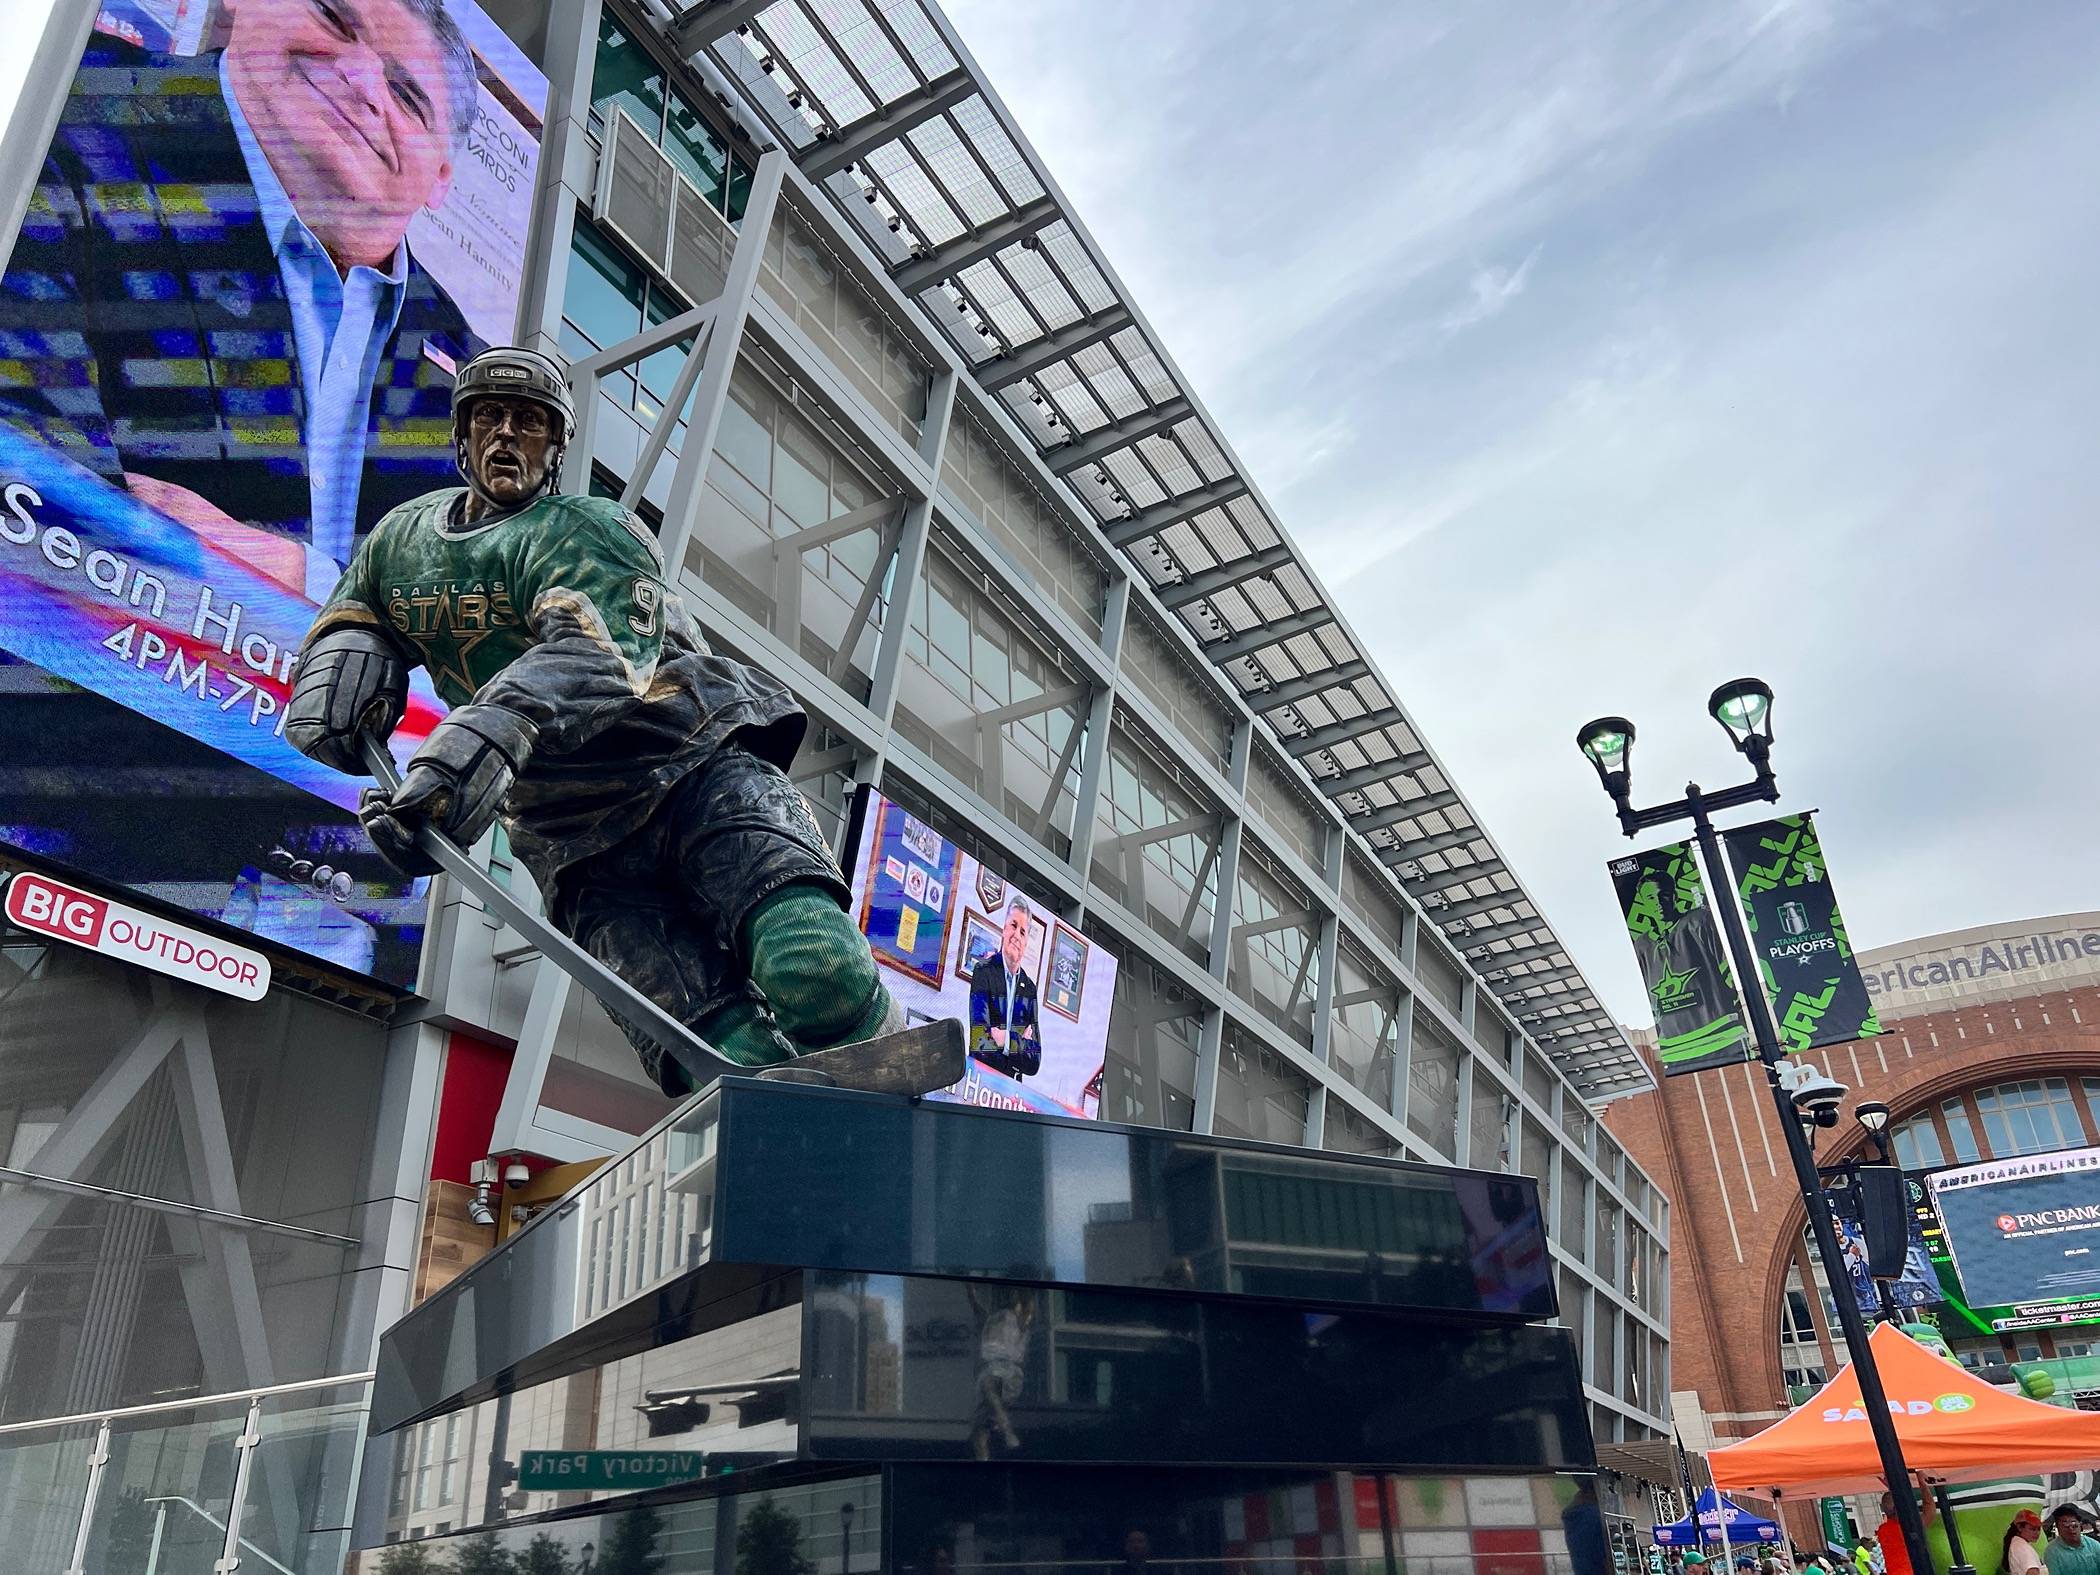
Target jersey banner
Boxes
[1825,1168,1942,1318]
[1610,842,1749,1075]
[1724,813,1881,1052]
[843,786,1115,1119]
[0,4,545,989]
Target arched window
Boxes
[1973,1077,2085,1157]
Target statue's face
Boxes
[463,394,558,506]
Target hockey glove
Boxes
[359,704,538,876]
[286,627,410,773]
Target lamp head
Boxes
[1709,678,1775,758]
[1855,1100,1891,1135]
[1577,716,1636,804]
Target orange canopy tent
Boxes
[1709,1322,2100,1498]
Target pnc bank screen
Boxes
[1929,1146,2100,1313]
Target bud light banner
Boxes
[1610,843,1749,1075]
[1724,814,1881,1053]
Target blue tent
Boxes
[1654,1487,1783,1548]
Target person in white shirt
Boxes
[2006,1510,2047,1575]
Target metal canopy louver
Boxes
[664,0,1650,1099]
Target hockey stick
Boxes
[359,734,738,1080]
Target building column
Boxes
[514,0,606,355]
[856,369,959,788]
[1191,719,1253,1134]
[0,0,96,263]
[1065,573,1132,925]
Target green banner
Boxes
[1724,814,1881,1053]
[1820,1497,1856,1551]
[1610,844,1749,1075]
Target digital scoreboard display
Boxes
[1928,1146,2100,1318]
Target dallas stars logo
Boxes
[1652,961,1700,1013]
[385,580,519,697]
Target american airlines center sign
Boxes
[1856,912,2100,1016]
[3,870,270,1001]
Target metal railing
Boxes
[0,1370,373,1575]
[141,1496,297,1575]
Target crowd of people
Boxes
[1654,1503,2100,1575]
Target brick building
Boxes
[1604,912,2100,1489]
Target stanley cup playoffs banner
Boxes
[1610,843,1750,1075]
[1724,813,1882,1053]
[0,1,545,988]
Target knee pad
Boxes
[744,883,885,1049]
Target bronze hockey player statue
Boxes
[287,347,959,1095]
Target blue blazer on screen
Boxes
[0,40,484,557]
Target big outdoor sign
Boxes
[4,869,269,1000]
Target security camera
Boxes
[466,1182,496,1228]
[1780,1062,1849,1128]
[502,1160,531,1188]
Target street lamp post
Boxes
[840,1500,856,1575]
[1576,680,1936,1575]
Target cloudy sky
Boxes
[938,0,2100,1023]
[2,2,2094,1027]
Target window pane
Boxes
[665,88,729,210]
[1405,1018,1459,1156]
[728,152,755,222]
[1942,1097,1982,1163]
[637,288,698,419]
[564,222,646,352]
[592,14,665,138]
[1892,1111,1945,1170]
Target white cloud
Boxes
[1442,248,1541,337]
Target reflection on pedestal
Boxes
[354,1081,1604,1575]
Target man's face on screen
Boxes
[225,0,458,270]
[1002,907,1029,974]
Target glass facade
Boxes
[0,941,392,1424]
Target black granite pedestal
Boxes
[351,1081,1607,1575]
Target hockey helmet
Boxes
[451,345,577,494]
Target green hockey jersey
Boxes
[306,488,803,885]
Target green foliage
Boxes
[453,1531,517,1575]
[374,1543,449,1575]
[595,1503,667,1575]
[517,1531,578,1575]
[100,1490,158,1571]
[736,1498,816,1575]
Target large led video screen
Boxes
[844,786,1116,1117]
[0,0,545,988]
[1929,1146,2100,1313]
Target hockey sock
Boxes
[695,999,797,1068]
[743,882,894,1054]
